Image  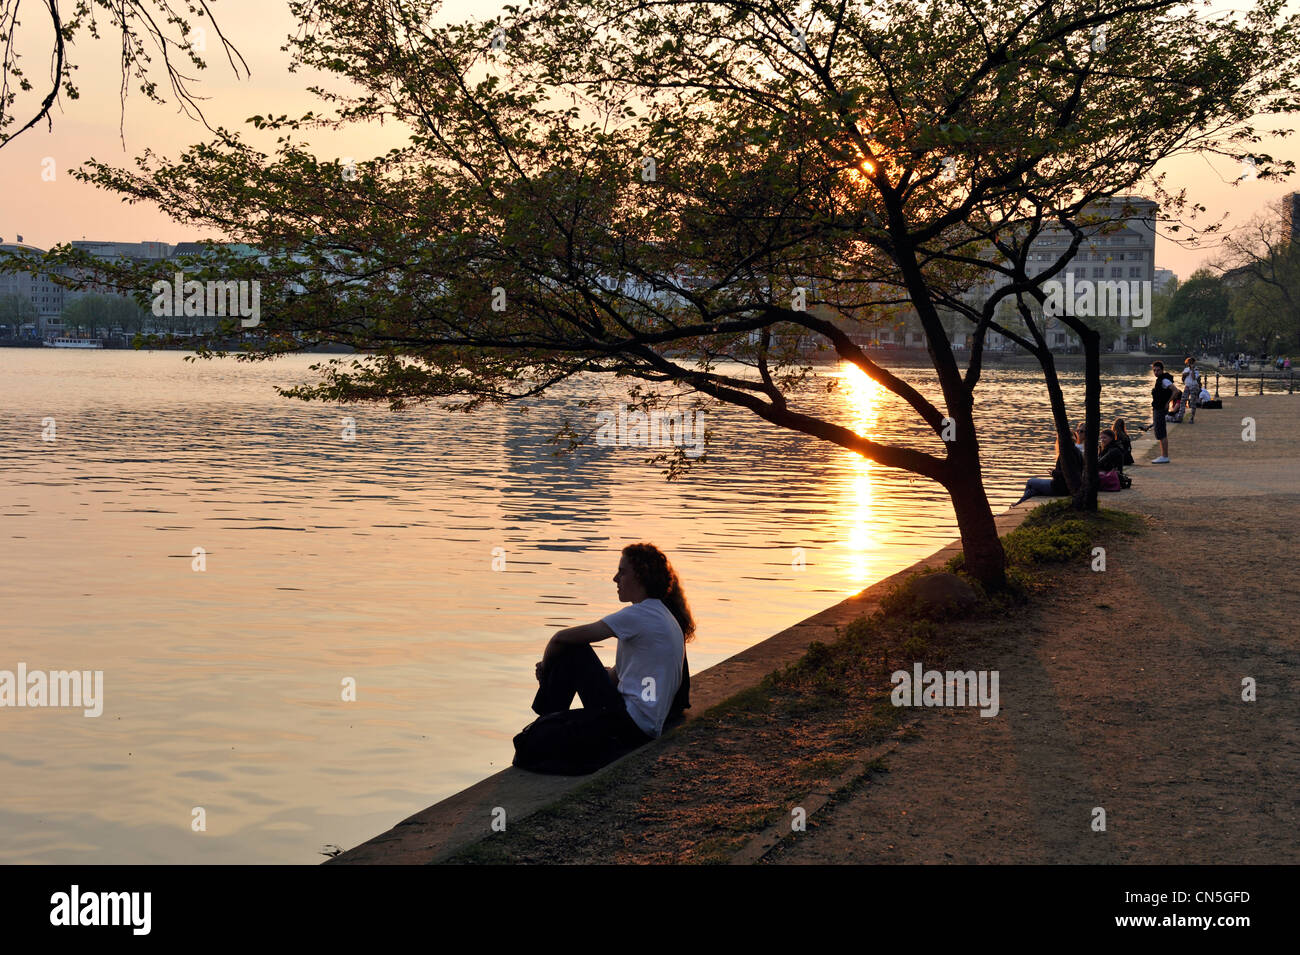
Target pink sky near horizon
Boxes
[0,0,1296,280]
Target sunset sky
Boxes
[0,0,1295,280]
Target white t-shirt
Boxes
[602,597,684,738]
[1182,367,1199,389]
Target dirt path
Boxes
[769,397,1300,864]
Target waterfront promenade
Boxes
[331,394,1300,864]
[769,395,1300,864]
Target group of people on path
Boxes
[1016,357,1205,505]
[1014,418,1135,505]
[1223,352,1292,372]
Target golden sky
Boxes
[0,0,1296,279]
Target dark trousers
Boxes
[530,641,627,717]
[513,644,690,775]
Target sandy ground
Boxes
[768,396,1300,863]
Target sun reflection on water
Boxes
[840,361,884,588]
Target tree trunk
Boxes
[1036,343,1083,494]
[867,241,1007,589]
[1078,328,1101,511]
[944,436,1007,591]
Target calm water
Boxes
[0,350,1158,863]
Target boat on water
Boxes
[42,338,105,349]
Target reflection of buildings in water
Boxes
[497,399,613,528]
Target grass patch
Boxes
[706,680,775,718]
[1003,518,1092,565]
[876,567,976,621]
[945,500,1144,575]
[692,834,752,865]
[797,754,855,781]
[1003,500,1142,567]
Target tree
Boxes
[60,292,147,337]
[1219,199,1300,353]
[1149,276,1179,348]
[1159,269,1232,353]
[0,0,247,148]
[0,291,37,333]
[16,0,1300,587]
[60,295,101,336]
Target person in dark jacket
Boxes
[1146,361,1177,463]
[1097,429,1126,473]
[1112,418,1134,467]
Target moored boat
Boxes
[42,337,105,349]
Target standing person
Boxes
[1148,361,1176,463]
[1181,357,1201,424]
[514,543,694,774]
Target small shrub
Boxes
[1002,518,1092,565]
[1019,498,1075,528]
[900,635,928,658]
[899,618,939,642]
[844,616,880,644]
[802,640,834,669]
[878,569,974,621]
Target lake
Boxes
[0,349,1162,862]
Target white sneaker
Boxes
[1151,456,1170,464]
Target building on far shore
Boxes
[68,240,172,261]
[2,238,180,336]
[814,197,1161,355]
[0,241,63,335]
[0,237,253,338]
[983,196,1159,354]
[6,213,1171,352]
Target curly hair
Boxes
[621,543,696,642]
